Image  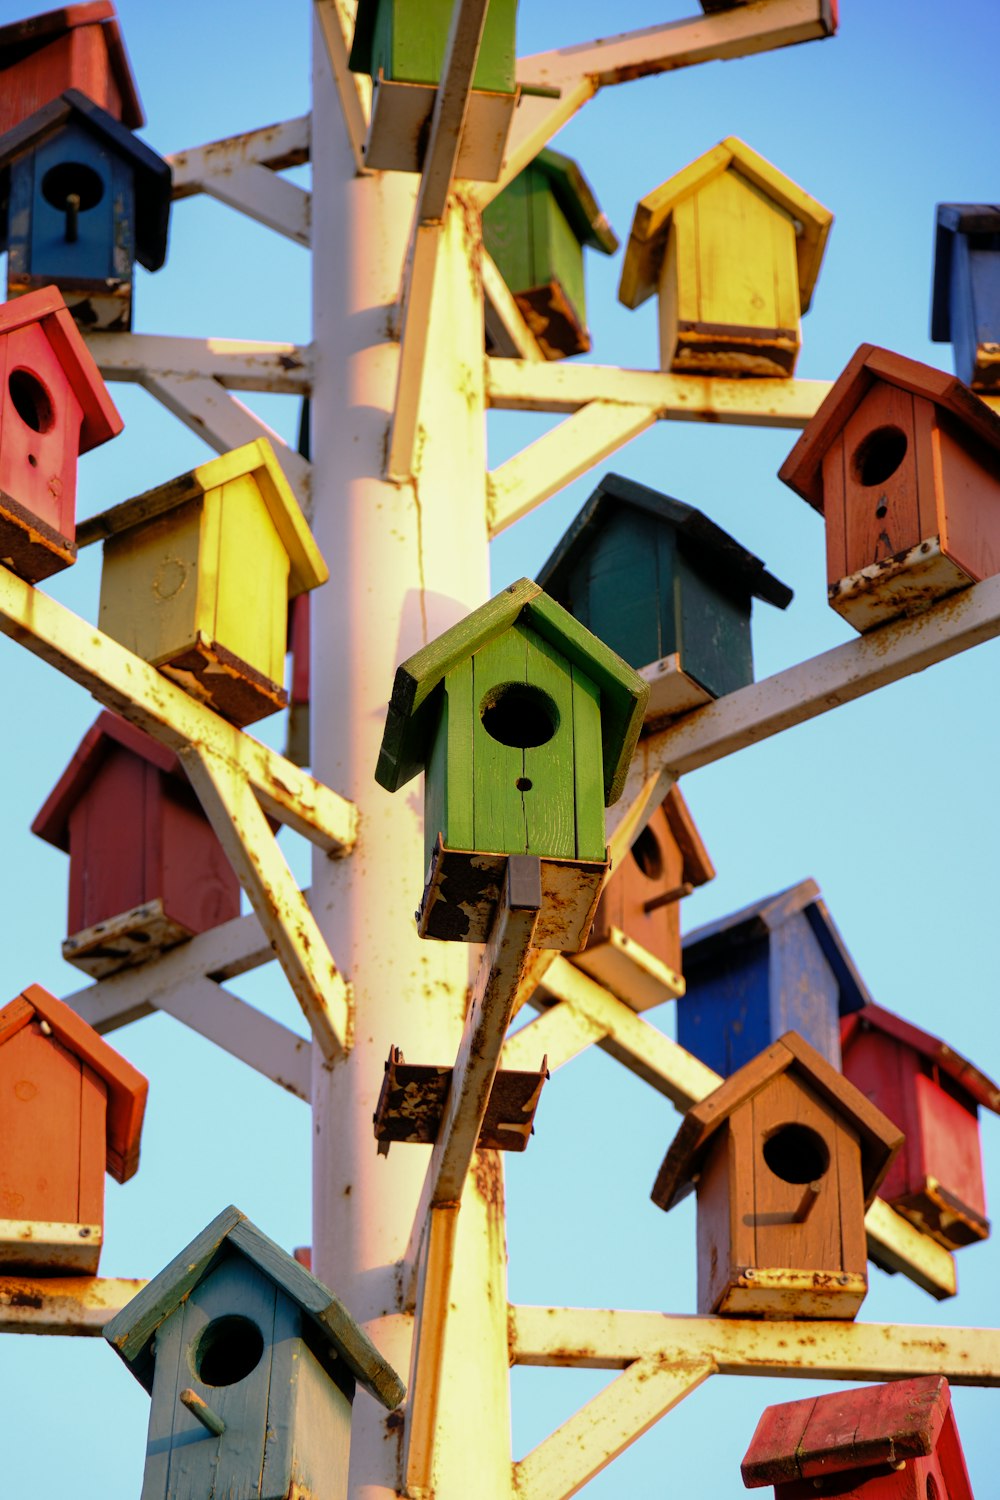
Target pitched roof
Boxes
[0,3,143,129]
[0,982,146,1180]
[681,878,872,1015]
[0,88,169,267]
[618,136,833,313]
[661,785,715,889]
[375,577,649,805]
[931,202,1000,342]
[0,283,122,449]
[650,1030,902,1213]
[536,473,792,611]
[104,1204,406,1410]
[841,1002,1000,1115]
[76,438,328,597]
[778,343,1000,513]
[524,148,618,254]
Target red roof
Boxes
[841,1002,1000,1116]
[0,4,143,128]
[0,982,147,1181]
[0,285,122,450]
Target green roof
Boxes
[530,148,618,255]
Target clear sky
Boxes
[2,1,999,1495]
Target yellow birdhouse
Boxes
[618,138,832,378]
[84,439,327,726]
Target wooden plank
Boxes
[150,977,311,1103]
[84,333,312,395]
[200,162,311,246]
[313,1,370,175]
[0,1275,145,1334]
[501,1001,606,1074]
[167,116,310,199]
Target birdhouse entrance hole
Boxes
[762,1123,830,1184]
[41,161,106,215]
[194,1315,265,1387]
[480,683,559,749]
[8,369,54,435]
[852,425,908,487]
[630,825,663,881]
[926,1476,940,1500]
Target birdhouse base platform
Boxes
[0,1217,102,1276]
[513,281,590,361]
[417,842,608,949]
[8,271,132,334]
[667,323,799,380]
[572,925,685,1011]
[714,1266,868,1320]
[364,74,518,178]
[158,635,288,726]
[373,1045,547,1153]
[830,537,975,632]
[61,896,195,978]
[891,1175,990,1251]
[0,492,76,584]
[639,653,715,730]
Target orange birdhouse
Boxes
[0,3,143,137]
[779,344,1000,631]
[0,283,122,581]
[651,1031,901,1319]
[0,982,147,1274]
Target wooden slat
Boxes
[199,163,311,246]
[84,333,312,395]
[167,116,310,199]
[0,1275,145,1334]
[313,0,370,175]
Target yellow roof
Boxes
[618,137,833,315]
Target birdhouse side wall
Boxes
[768,917,842,1070]
[587,800,685,968]
[423,663,475,872]
[65,744,150,932]
[935,412,1000,585]
[842,1027,926,1206]
[484,168,590,359]
[696,1116,756,1314]
[367,0,516,91]
[263,1297,355,1500]
[677,938,773,1076]
[0,28,128,136]
[949,231,1000,391]
[212,473,292,688]
[99,496,205,666]
[557,509,675,671]
[159,774,241,936]
[0,318,84,560]
[912,1070,988,1227]
[674,544,755,699]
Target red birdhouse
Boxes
[0,3,143,135]
[779,343,1000,631]
[651,1031,901,1319]
[0,283,122,581]
[841,1002,1000,1251]
[742,1376,974,1499]
[0,982,147,1274]
[32,710,241,977]
[575,786,715,1011]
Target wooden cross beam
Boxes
[84,333,313,396]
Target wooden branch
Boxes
[167,116,310,199]
[199,163,311,246]
[482,251,545,362]
[314,0,370,174]
[0,1276,145,1335]
[85,333,312,395]
[501,999,606,1074]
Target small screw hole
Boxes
[516,777,532,792]
[27,454,38,468]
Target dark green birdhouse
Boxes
[537,474,792,725]
[104,1206,405,1500]
[376,578,648,948]
[0,88,170,331]
[483,147,618,359]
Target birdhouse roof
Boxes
[650,1030,902,1212]
[841,1002,1000,1116]
[75,438,328,597]
[31,710,180,853]
[0,283,122,450]
[104,1204,407,1410]
[681,878,872,1015]
[662,785,716,889]
[742,1377,971,1496]
[0,88,169,268]
[375,577,649,805]
[931,203,1000,342]
[778,343,1000,513]
[618,136,833,313]
[524,147,618,254]
[0,3,143,128]
[536,473,793,612]
[0,982,147,1181]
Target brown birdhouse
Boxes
[0,282,122,581]
[32,710,241,977]
[742,1376,974,1500]
[574,786,715,1011]
[841,1003,1000,1251]
[0,3,143,136]
[0,982,147,1274]
[651,1031,902,1319]
[779,343,1000,631]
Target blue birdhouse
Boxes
[677,879,870,1077]
[931,202,1000,392]
[0,88,170,330]
[104,1206,405,1500]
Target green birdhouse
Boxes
[376,578,648,948]
[483,147,618,360]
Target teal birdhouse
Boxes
[376,578,648,948]
[104,1206,405,1500]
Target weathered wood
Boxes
[167,115,310,198]
[84,332,312,395]
[0,3,143,133]
[0,1274,146,1334]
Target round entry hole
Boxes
[630,825,663,881]
[41,160,105,213]
[762,1123,830,1185]
[194,1315,264,1387]
[480,683,558,749]
[9,369,54,433]
[852,425,908,487]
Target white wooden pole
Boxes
[309,18,511,1499]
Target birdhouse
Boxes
[104,1205,405,1500]
[0,88,170,331]
[0,982,146,1275]
[373,1044,548,1154]
[483,147,618,360]
[0,3,143,136]
[841,1003,1000,1251]
[375,577,648,949]
[32,710,241,978]
[618,137,832,377]
[536,473,792,725]
[677,879,871,1077]
[83,439,329,727]
[931,203,1000,392]
[574,786,715,1011]
[779,343,1000,632]
[651,1030,901,1318]
[285,591,311,766]
[0,282,121,580]
[348,0,519,179]
[742,1376,974,1500]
